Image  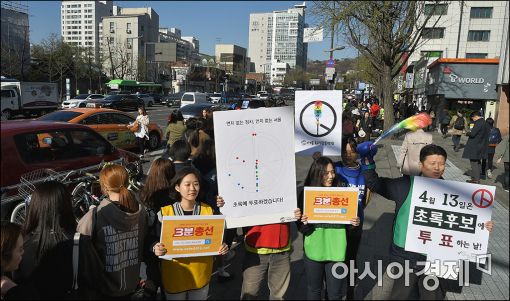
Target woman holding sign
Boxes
[297,156,360,300]
[153,167,229,300]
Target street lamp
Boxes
[324,46,346,90]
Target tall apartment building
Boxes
[100,6,159,80]
[1,1,30,78]
[182,36,199,54]
[60,0,112,62]
[408,1,508,63]
[248,3,307,85]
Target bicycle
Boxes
[9,159,125,225]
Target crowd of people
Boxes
[1,98,507,300]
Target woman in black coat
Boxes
[462,111,491,183]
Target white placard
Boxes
[295,90,343,156]
[213,107,298,228]
[304,27,324,43]
[405,177,494,264]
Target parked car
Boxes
[180,103,216,120]
[257,91,271,100]
[133,93,155,107]
[86,94,143,111]
[0,120,139,219]
[232,98,266,110]
[61,94,105,109]
[208,93,222,103]
[38,108,163,151]
[163,92,184,107]
[148,93,163,103]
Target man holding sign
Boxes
[359,143,494,300]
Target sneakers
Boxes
[487,169,493,179]
[217,267,234,282]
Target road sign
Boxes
[326,59,335,67]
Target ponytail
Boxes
[119,186,139,213]
[100,164,139,213]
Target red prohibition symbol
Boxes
[471,189,494,208]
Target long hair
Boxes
[100,164,139,213]
[138,105,147,116]
[1,221,22,269]
[141,158,175,207]
[170,167,203,203]
[22,181,77,262]
[304,156,338,187]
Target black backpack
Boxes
[454,116,465,130]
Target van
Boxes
[180,92,208,108]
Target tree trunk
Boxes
[382,64,394,130]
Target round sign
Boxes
[471,189,493,208]
[299,100,337,138]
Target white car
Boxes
[209,93,222,103]
[132,94,154,107]
[257,91,270,100]
[61,94,105,108]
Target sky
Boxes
[26,1,357,61]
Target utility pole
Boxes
[455,1,464,58]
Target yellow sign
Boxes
[303,187,359,224]
[160,215,225,259]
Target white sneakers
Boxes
[487,169,493,179]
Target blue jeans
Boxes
[452,135,461,149]
[303,254,345,300]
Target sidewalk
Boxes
[209,130,509,300]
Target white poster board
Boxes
[304,27,324,43]
[405,177,494,264]
[214,107,298,228]
[295,90,343,156]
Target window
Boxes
[470,7,493,18]
[466,53,488,58]
[109,22,115,32]
[126,23,131,32]
[1,90,15,98]
[424,3,448,15]
[111,114,134,124]
[468,30,490,41]
[422,28,445,39]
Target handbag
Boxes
[129,122,140,133]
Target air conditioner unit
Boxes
[126,29,131,34]
[110,29,115,33]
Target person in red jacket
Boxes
[370,101,380,130]
[241,209,301,300]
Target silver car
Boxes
[61,94,104,108]
[132,94,154,107]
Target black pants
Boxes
[440,124,448,136]
[389,266,447,300]
[481,153,495,174]
[346,231,362,300]
[136,137,145,155]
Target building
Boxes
[495,5,509,135]
[100,6,159,81]
[159,27,199,64]
[409,1,508,63]
[248,2,307,85]
[1,1,30,79]
[182,36,199,53]
[215,44,248,91]
[60,0,112,62]
[426,58,499,119]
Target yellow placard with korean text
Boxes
[160,215,225,259]
[303,186,359,224]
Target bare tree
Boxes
[102,35,136,80]
[311,1,446,129]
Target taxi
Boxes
[38,108,163,151]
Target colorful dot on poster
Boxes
[236,157,239,160]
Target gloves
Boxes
[357,141,378,165]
